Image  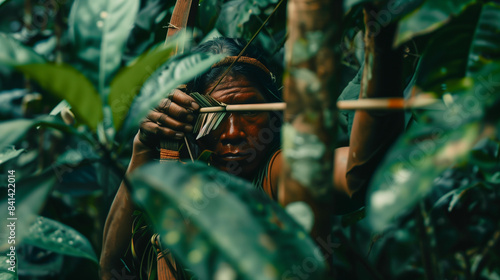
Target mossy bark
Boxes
[281,0,342,275]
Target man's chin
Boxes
[212,161,257,180]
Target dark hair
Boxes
[187,37,282,103]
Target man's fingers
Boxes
[139,121,185,145]
[151,111,193,133]
[157,100,195,123]
[169,89,200,111]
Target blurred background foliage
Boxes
[0,0,499,279]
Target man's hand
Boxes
[138,89,200,149]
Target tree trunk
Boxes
[280,0,342,275]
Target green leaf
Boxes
[0,34,102,130]
[198,0,223,33]
[0,146,24,166]
[130,161,326,280]
[16,64,103,131]
[396,0,476,46]
[23,216,98,263]
[109,33,189,131]
[216,0,278,38]
[0,116,83,152]
[0,170,55,252]
[0,33,45,66]
[68,0,140,93]
[366,93,483,231]
[0,255,16,279]
[118,52,225,139]
[414,2,500,104]
[343,0,423,22]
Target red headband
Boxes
[211,56,275,81]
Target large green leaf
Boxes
[22,216,98,263]
[367,99,482,231]
[109,33,188,131]
[0,116,84,152]
[0,33,45,66]
[0,171,55,252]
[68,0,140,93]
[0,147,24,166]
[0,255,16,279]
[130,161,326,280]
[0,33,103,130]
[366,2,500,228]
[16,64,103,130]
[216,0,279,38]
[198,0,223,34]
[414,2,500,100]
[117,52,225,139]
[396,0,476,46]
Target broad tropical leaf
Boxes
[0,116,83,152]
[216,0,279,38]
[109,33,189,131]
[396,0,476,46]
[16,64,103,130]
[366,2,500,228]
[0,255,16,279]
[0,171,55,251]
[0,33,45,66]
[130,161,326,280]
[198,0,223,34]
[414,2,500,103]
[117,52,225,140]
[68,0,140,93]
[367,111,481,231]
[0,146,24,166]
[23,216,98,263]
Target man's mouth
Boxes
[217,152,252,161]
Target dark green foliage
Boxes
[0,0,499,279]
[130,161,326,280]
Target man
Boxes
[100,36,406,279]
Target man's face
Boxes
[196,73,276,180]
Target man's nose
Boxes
[220,114,246,145]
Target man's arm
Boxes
[100,135,156,280]
[345,6,405,196]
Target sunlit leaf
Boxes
[130,161,326,280]
[23,216,98,263]
[68,0,140,93]
[109,33,189,131]
[117,52,225,140]
[0,171,55,252]
[16,64,103,130]
[396,0,476,46]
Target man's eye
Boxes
[241,111,259,116]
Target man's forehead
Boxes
[207,75,266,104]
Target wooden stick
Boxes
[198,98,441,113]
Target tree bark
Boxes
[280,0,342,275]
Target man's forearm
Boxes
[100,134,156,279]
[346,5,405,195]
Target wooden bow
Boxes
[156,1,199,278]
[159,0,199,161]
